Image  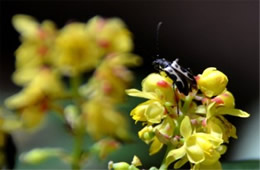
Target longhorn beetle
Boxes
[153,58,197,95]
[152,22,196,95]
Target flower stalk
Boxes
[71,131,84,170]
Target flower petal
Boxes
[12,14,39,37]
[186,136,205,164]
[206,102,217,119]
[216,107,250,118]
[208,120,223,140]
[149,137,163,155]
[195,105,207,114]
[173,156,188,169]
[166,146,186,166]
[145,101,164,124]
[180,116,192,139]
[195,133,223,147]
[126,89,157,99]
[199,160,222,170]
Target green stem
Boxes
[70,74,84,170]
[70,75,82,99]
[71,133,84,170]
[159,145,172,170]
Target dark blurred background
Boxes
[0,0,259,169]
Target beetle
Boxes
[153,58,196,95]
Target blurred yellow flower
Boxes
[196,68,228,97]
[91,138,120,159]
[81,53,141,103]
[5,68,65,109]
[12,14,57,85]
[55,22,101,76]
[82,98,129,140]
[86,16,133,54]
[5,68,65,129]
[19,104,47,129]
[20,148,64,164]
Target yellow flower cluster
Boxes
[2,14,141,167]
[5,14,139,130]
[126,67,249,170]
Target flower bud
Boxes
[138,126,155,144]
[142,73,175,102]
[20,148,62,164]
[145,101,165,124]
[64,105,80,129]
[92,138,120,159]
[131,155,142,167]
[211,90,235,108]
[196,67,228,97]
[155,117,175,143]
[112,162,130,170]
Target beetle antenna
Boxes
[156,21,163,58]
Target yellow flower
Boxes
[126,73,176,123]
[86,16,133,53]
[55,22,101,76]
[12,14,57,85]
[82,98,129,140]
[91,138,120,159]
[138,117,175,155]
[5,68,65,129]
[130,100,165,124]
[108,155,142,170]
[80,53,141,103]
[20,148,64,164]
[166,116,223,169]
[19,104,47,129]
[207,116,237,143]
[109,161,130,170]
[138,125,155,144]
[206,100,250,119]
[5,68,65,109]
[127,73,175,102]
[196,68,228,97]
[131,155,142,167]
[211,90,235,108]
[12,14,56,41]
